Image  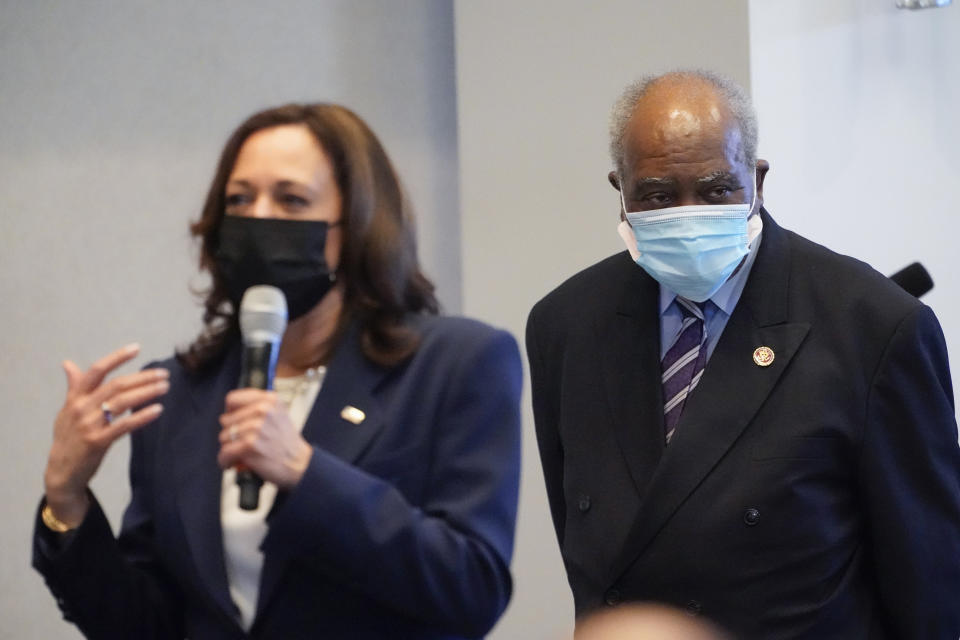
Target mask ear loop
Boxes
[618,173,631,218]
[746,171,763,248]
[616,176,641,260]
[747,170,759,219]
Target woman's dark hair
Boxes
[178,103,439,372]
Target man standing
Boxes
[527,70,960,638]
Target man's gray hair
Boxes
[608,69,758,175]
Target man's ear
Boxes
[609,171,626,220]
[608,170,620,191]
[755,159,770,212]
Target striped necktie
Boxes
[661,297,708,445]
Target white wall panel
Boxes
[749,0,960,407]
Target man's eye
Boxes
[708,186,731,198]
[642,193,672,206]
[705,185,741,200]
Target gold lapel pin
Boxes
[340,405,366,425]
[753,346,775,367]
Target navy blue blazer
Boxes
[35,315,522,639]
[527,210,960,639]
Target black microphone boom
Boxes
[889,262,933,298]
[236,285,288,510]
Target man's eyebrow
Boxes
[696,171,740,184]
[632,177,677,188]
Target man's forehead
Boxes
[645,103,727,138]
[624,79,738,146]
[626,104,736,147]
[623,107,746,175]
[624,132,746,175]
[633,76,728,116]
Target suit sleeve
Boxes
[526,302,567,547]
[31,424,186,639]
[261,328,522,638]
[860,304,960,639]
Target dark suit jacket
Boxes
[526,210,960,639]
[34,315,522,639]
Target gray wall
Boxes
[454,3,751,637]
[0,2,459,638]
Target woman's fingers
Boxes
[62,360,85,391]
[216,399,312,489]
[46,343,163,503]
[96,403,165,445]
[219,391,276,446]
[74,343,141,394]
[217,414,272,467]
[93,368,170,411]
[218,420,251,447]
[58,368,169,436]
[223,388,274,411]
[219,395,275,428]
[218,420,254,462]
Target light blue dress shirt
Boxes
[659,231,763,362]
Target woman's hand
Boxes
[44,343,169,528]
[217,389,313,490]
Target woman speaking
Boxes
[33,104,522,639]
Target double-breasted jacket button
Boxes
[578,495,592,513]
[685,599,703,616]
[604,588,621,606]
[743,507,761,526]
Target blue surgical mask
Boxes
[618,183,758,302]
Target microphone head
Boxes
[889,262,933,298]
[239,285,288,345]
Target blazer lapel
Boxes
[608,210,811,584]
[172,348,240,623]
[599,256,666,497]
[298,327,389,463]
[255,326,389,621]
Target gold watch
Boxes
[41,504,76,533]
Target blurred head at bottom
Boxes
[574,603,731,640]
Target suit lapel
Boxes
[255,326,389,621]
[172,348,240,622]
[608,210,811,584]
[599,256,666,497]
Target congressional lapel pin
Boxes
[753,346,775,367]
[340,405,366,425]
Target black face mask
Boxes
[215,216,338,320]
